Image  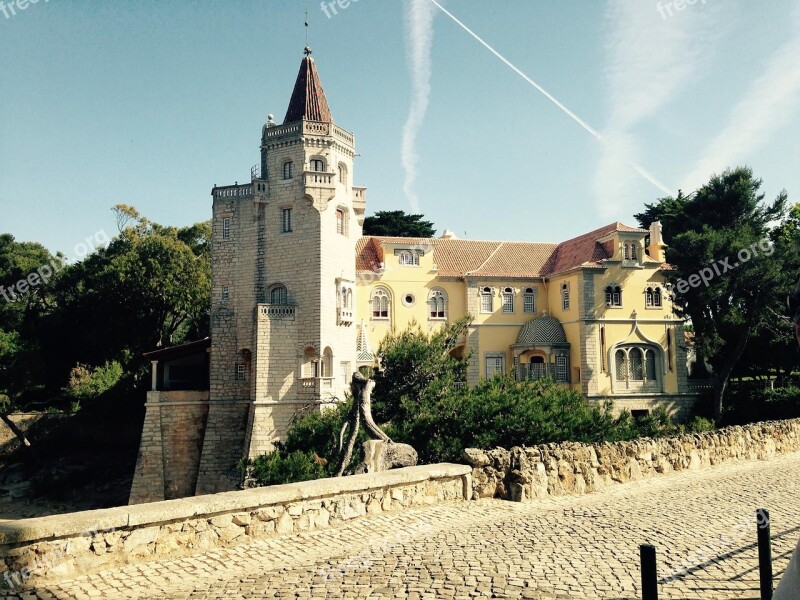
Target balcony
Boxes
[258,304,296,320]
[338,307,354,325]
[299,377,336,396]
[304,170,335,188]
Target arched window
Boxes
[429,288,447,319]
[653,287,662,307]
[346,288,353,309]
[310,158,325,172]
[561,283,570,311]
[480,287,493,313]
[282,161,294,180]
[371,288,390,319]
[269,284,288,305]
[614,345,660,391]
[523,287,536,313]
[605,285,622,307]
[645,287,654,307]
[502,287,514,313]
[338,163,348,185]
[398,250,419,266]
[322,347,333,378]
[623,243,630,260]
[336,209,346,236]
[630,243,637,260]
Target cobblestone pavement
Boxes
[9,452,800,600]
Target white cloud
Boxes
[595,0,720,211]
[401,0,435,214]
[682,2,800,191]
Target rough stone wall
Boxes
[128,393,166,504]
[464,418,800,501]
[129,392,210,504]
[0,464,470,587]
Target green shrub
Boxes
[388,374,663,463]
[63,361,123,404]
[242,400,367,486]
[686,415,715,433]
[243,450,326,487]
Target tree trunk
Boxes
[0,412,38,464]
[359,378,391,442]
[336,409,360,477]
[713,329,751,422]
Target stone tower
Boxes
[195,49,366,493]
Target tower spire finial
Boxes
[304,0,311,54]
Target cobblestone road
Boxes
[11,452,800,600]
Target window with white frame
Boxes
[523,287,535,313]
[630,243,637,260]
[480,287,493,313]
[310,158,325,172]
[281,208,293,233]
[646,286,662,308]
[485,355,505,378]
[623,243,630,260]
[338,163,348,185]
[282,161,294,180]
[398,250,419,266]
[605,285,622,307]
[502,287,514,313]
[236,363,246,381]
[270,284,288,305]
[371,288,390,319]
[222,217,231,241]
[429,288,447,319]
[556,355,568,383]
[561,283,570,310]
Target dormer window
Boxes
[310,158,325,172]
[398,250,419,266]
[282,161,294,180]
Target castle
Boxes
[129,51,696,503]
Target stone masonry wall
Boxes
[129,392,210,504]
[465,418,800,501]
[0,464,470,588]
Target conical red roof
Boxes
[283,54,332,124]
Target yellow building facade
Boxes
[355,221,695,418]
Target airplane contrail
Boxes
[428,0,673,196]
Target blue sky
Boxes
[1,0,799,256]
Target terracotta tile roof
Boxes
[467,242,558,277]
[284,55,332,124]
[355,222,651,279]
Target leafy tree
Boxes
[635,167,787,420]
[64,361,124,406]
[38,206,211,389]
[372,316,471,422]
[363,210,435,237]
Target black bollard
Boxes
[641,544,658,600]
[756,508,772,600]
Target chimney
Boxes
[647,221,667,263]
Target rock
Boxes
[362,441,418,473]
